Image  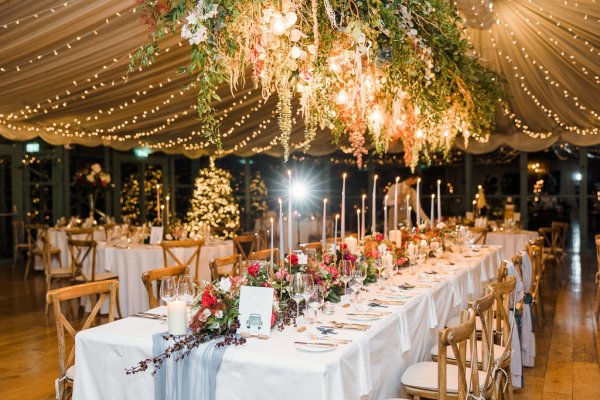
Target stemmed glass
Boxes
[302,275,316,324]
[350,263,367,302]
[159,276,177,305]
[289,273,306,322]
[177,274,195,304]
[338,260,354,296]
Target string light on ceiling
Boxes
[1,0,82,30]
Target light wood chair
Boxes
[233,234,257,263]
[299,242,322,252]
[103,223,116,241]
[25,224,63,280]
[43,234,75,314]
[160,239,204,281]
[142,266,190,309]
[402,310,484,400]
[551,221,569,284]
[527,241,544,327]
[12,220,30,272]
[249,248,279,262]
[594,234,600,319]
[209,254,243,281]
[538,226,560,286]
[469,227,488,245]
[47,279,119,400]
[64,227,94,242]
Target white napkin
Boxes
[397,309,412,353]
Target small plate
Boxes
[347,314,382,321]
[294,341,338,352]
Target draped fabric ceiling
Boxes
[0,0,598,158]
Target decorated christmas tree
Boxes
[186,159,240,239]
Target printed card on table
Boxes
[237,286,274,339]
[149,227,164,244]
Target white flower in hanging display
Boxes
[91,163,101,173]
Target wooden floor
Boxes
[0,250,599,399]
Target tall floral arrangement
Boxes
[131,0,504,169]
[186,159,240,239]
[74,163,111,196]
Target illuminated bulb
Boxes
[370,109,382,124]
[415,129,423,138]
[270,14,286,35]
[336,90,348,104]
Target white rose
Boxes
[284,11,297,27]
[86,174,95,183]
[218,277,232,293]
[91,163,101,173]
[215,310,223,319]
[290,46,304,59]
[378,244,387,254]
[202,308,211,318]
[289,28,304,42]
[297,253,308,265]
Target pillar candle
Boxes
[361,194,366,240]
[436,180,442,222]
[287,170,293,252]
[167,300,187,336]
[341,173,346,245]
[356,209,361,240]
[321,198,328,249]
[372,174,378,234]
[278,198,284,261]
[270,218,274,263]
[344,236,358,254]
[416,178,421,225]
[394,177,399,229]
[430,194,435,226]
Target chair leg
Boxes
[45,276,52,315]
[12,249,18,272]
[24,253,32,280]
[594,284,600,320]
[116,286,123,319]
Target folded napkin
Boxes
[152,332,226,400]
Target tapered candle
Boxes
[408,206,412,228]
[278,198,284,261]
[270,218,274,263]
[288,170,293,252]
[416,178,421,225]
[160,204,164,227]
[384,198,388,237]
[436,180,442,223]
[165,195,170,227]
[361,194,366,240]
[372,174,378,234]
[156,184,161,221]
[430,194,435,225]
[406,195,410,226]
[394,177,399,230]
[321,198,328,249]
[341,173,346,245]
[356,209,361,240]
[334,214,339,259]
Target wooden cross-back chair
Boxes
[142,266,189,309]
[249,248,279,263]
[594,234,600,320]
[103,223,116,240]
[12,220,30,272]
[488,275,517,399]
[64,227,94,242]
[469,226,488,245]
[526,241,545,327]
[402,310,483,400]
[233,234,257,262]
[538,226,563,287]
[209,254,243,282]
[24,224,62,280]
[47,279,119,400]
[299,242,322,252]
[160,239,204,281]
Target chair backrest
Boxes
[64,227,94,241]
[528,244,543,300]
[437,309,477,400]
[488,275,517,349]
[595,234,600,274]
[142,266,189,309]
[249,248,278,262]
[551,221,568,250]
[209,254,243,281]
[25,224,49,252]
[538,226,559,254]
[511,253,524,281]
[497,260,509,283]
[67,239,97,280]
[103,223,116,240]
[472,290,496,379]
[255,229,269,250]
[233,234,257,261]
[469,227,488,245]
[12,220,26,247]
[299,242,322,252]
[46,280,118,389]
[160,239,204,280]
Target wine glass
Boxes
[289,273,306,322]
[159,276,177,305]
[350,264,367,302]
[302,274,316,324]
[177,274,195,304]
[338,260,354,296]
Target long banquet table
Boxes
[485,230,538,258]
[74,245,503,400]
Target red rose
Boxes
[248,262,260,277]
[339,243,348,250]
[271,311,277,327]
[375,233,384,241]
[201,289,218,308]
[287,253,299,266]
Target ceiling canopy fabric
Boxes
[0,0,598,158]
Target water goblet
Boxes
[159,276,177,305]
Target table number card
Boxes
[150,227,164,244]
[237,286,274,339]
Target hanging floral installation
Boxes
[132,0,503,168]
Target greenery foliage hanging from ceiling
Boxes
[131,0,504,168]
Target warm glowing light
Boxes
[270,15,286,35]
[336,90,348,104]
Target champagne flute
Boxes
[289,273,306,322]
[159,276,177,305]
[302,274,316,324]
[338,260,354,296]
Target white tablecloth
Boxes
[485,230,538,259]
[74,246,503,400]
[83,240,234,317]
[35,228,106,270]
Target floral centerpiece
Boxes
[73,163,112,194]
